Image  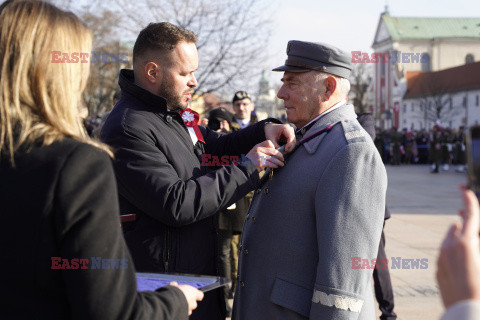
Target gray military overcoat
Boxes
[232,104,387,320]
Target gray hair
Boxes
[314,71,350,99]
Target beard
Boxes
[158,79,190,111]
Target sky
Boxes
[265,0,480,86]
[71,0,480,91]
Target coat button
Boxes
[252,217,257,223]
[264,188,269,194]
[240,281,245,287]
[166,115,172,123]
[256,189,261,194]
[244,249,248,255]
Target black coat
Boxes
[0,138,188,320]
[100,69,275,319]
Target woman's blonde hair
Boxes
[0,0,112,163]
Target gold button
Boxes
[252,217,257,223]
[240,281,245,287]
[244,249,249,255]
[264,188,269,194]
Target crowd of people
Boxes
[374,127,466,172]
[1,1,480,320]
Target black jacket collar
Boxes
[118,69,169,115]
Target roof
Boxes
[382,14,480,40]
[404,61,480,99]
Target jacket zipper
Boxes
[163,228,170,272]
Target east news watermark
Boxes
[351,51,430,64]
[51,51,129,64]
[51,257,128,270]
[352,257,429,270]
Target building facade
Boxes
[367,7,480,129]
[401,62,480,130]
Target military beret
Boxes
[272,40,352,78]
[232,91,251,103]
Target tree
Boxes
[349,63,372,114]
[410,76,463,128]
[81,10,132,116]
[46,0,130,116]
[47,0,273,111]
[113,0,273,95]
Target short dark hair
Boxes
[133,22,197,64]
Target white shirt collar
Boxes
[236,118,251,129]
[298,100,346,131]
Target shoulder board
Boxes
[341,119,367,143]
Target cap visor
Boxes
[272,65,309,72]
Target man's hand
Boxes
[169,281,204,315]
[264,123,296,153]
[436,186,480,308]
[246,140,285,172]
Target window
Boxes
[476,95,479,106]
[411,103,414,112]
[421,53,431,72]
[403,104,406,113]
[381,57,386,76]
[466,54,474,64]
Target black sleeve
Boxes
[202,118,282,157]
[356,113,375,140]
[54,144,189,320]
[106,123,260,227]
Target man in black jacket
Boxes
[100,22,294,320]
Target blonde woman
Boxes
[0,1,202,319]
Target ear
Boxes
[144,62,162,84]
[323,76,337,101]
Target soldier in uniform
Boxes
[430,126,442,173]
[207,106,251,317]
[454,126,466,172]
[441,128,453,171]
[232,41,387,320]
[390,128,402,165]
[231,91,258,130]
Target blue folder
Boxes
[136,272,231,292]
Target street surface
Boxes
[378,164,466,320]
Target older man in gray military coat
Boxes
[232,41,387,320]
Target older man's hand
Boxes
[264,123,296,153]
[437,186,480,308]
